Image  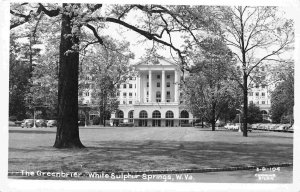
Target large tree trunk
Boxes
[242,73,248,137]
[53,4,85,148]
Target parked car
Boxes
[14,120,23,126]
[224,123,239,130]
[35,119,47,127]
[47,120,57,127]
[78,119,85,126]
[21,119,34,128]
[118,122,134,127]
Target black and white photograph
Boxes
[1,0,299,191]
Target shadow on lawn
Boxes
[9,140,293,173]
[9,130,56,134]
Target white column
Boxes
[136,74,140,103]
[161,70,165,102]
[149,70,152,102]
[174,70,179,103]
[144,76,147,103]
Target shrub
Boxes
[9,116,17,121]
[92,116,100,125]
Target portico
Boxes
[136,68,180,104]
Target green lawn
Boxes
[9,126,293,176]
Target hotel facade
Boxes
[110,58,193,127]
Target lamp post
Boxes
[236,109,242,132]
[33,108,37,128]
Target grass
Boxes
[9,126,293,174]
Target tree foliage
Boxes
[183,37,241,131]
[270,63,294,124]
[9,33,31,120]
[79,37,133,125]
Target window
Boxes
[123,84,126,88]
[123,101,126,104]
[139,110,148,118]
[166,82,170,87]
[123,92,127,97]
[117,92,120,96]
[85,91,89,96]
[261,67,265,71]
[256,92,259,96]
[262,92,265,97]
[166,91,170,99]
[249,92,253,96]
[135,84,136,88]
[262,101,265,104]
[250,101,253,104]
[167,75,170,79]
[147,91,149,96]
[147,82,149,87]
[157,75,160,79]
[147,75,149,79]
[128,110,134,122]
[129,92,132,97]
[152,110,161,118]
[117,84,120,89]
[262,85,266,88]
[129,77,132,80]
[129,101,132,104]
[166,111,174,118]
[255,84,259,88]
[129,84,132,88]
[156,91,161,102]
[157,82,160,87]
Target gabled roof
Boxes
[134,57,179,68]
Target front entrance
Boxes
[165,120,173,127]
[166,110,174,127]
[139,110,148,127]
[152,119,161,127]
[180,110,189,125]
[152,110,161,127]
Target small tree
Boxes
[183,37,240,131]
[270,64,294,124]
[234,103,263,124]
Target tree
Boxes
[183,37,240,131]
[9,33,31,120]
[79,36,133,126]
[11,3,212,148]
[218,6,294,136]
[270,63,294,124]
[233,103,263,124]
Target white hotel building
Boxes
[110,58,193,127]
[82,58,274,125]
